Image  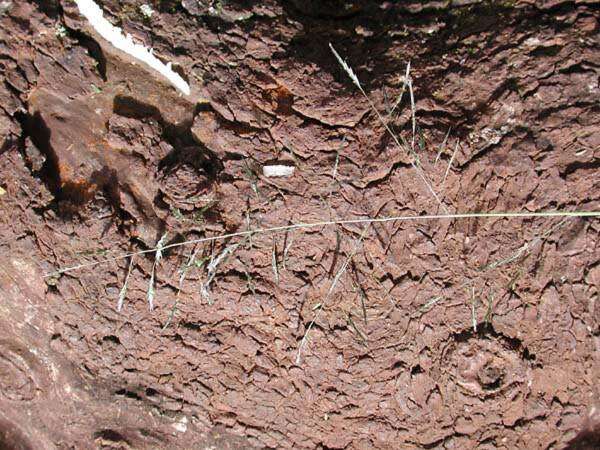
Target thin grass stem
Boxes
[47,210,600,277]
[330,44,448,213]
[296,225,370,364]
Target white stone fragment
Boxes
[74,0,190,95]
[262,165,295,177]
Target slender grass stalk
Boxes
[329,44,449,213]
[282,225,295,271]
[358,286,368,325]
[160,244,203,329]
[484,294,494,325]
[117,255,134,311]
[147,232,168,311]
[177,245,201,295]
[161,299,178,331]
[347,313,368,345]
[296,225,370,364]
[435,127,452,164]
[417,295,444,314]
[387,62,410,119]
[479,216,569,271]
[442,140,460,185]
[201,240,243,304]
[46,210,600,277]
[272,237,279,285]
[470,286,477,333]
[407,70,416,152]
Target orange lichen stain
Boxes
[263,84,294,115]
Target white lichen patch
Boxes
[55,24,68,38]
[523,37,541,47]
[172,416,188,433]
[0,1,12,16]
[263,165,295,177]
[74,0,190,95]
[139,4,154,19]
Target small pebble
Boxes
[263,165,295,177]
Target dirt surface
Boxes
[0,0,599,448]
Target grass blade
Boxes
[329,44,448,213]
[117,255,134,312]
[296,225,370,364]
[329,43,362,90]
[147,232,168,311]
[471,286,477,333]
[435,127,452,164]
[442,140,460,185]
[272,237,279,285]
[201,240,242,304]
[47,210,600,277]
[387,63,410,119]
[407,65,416,152]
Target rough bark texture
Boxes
[0,0,599,448]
